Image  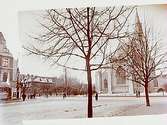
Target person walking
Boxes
[63,93,66,99]
[138,91,140,97]
[95,92,98,101]
[22,94,26,101]
[136,90,139,97]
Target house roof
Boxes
[20,74,55,84]
[0,32,13,57]
[0,32,5,42]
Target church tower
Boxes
[132,9,157,93]
[130,9,145,93]
[135,9,143,36]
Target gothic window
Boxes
[3,72,8,82]
[104,79,108,88]
[116,66,126,84]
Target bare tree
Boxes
[114,15,167,106]
[23,6,134,117]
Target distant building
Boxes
[19,74,89,96]
[0,32,18,99]
[95,11,159,95]
[157,73,167,92]
[19,74,55,89]
[19,74,57,96]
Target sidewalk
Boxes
[0,98,39,106]
[23,114,167,125]
[99,92,167,97]
[113,100,167,116]
[0,98,21,103]
[0,96,67,106]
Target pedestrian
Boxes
[22,94,26,101]
[136,90,138,97]
[138,91,140,97]
[63,93,66,99]
[95,92,98,101]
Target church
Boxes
[0,32,18,100]
[95,11,159,95]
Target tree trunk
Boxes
[86,59,93,118]
[144,83,150,106]
[85,7,93,118]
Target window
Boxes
[13,92,17,97]
[104,79,108,89]
[2,58,9,67]
[3,72,8,82]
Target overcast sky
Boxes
[0,0,167,83]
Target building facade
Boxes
[95,65,134,95]
[19,74,56,97]
[0,32,18,99]
[95,11,159,95]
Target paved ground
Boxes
[0,96,167,125]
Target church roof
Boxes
[135,9,141,26]
[135,9,143,35]
[106,9,145,65]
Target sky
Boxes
[0,0,167,83]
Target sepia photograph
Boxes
[0,3,167,125]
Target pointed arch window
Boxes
[104,79,108,89]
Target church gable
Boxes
[95,9,158,95]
